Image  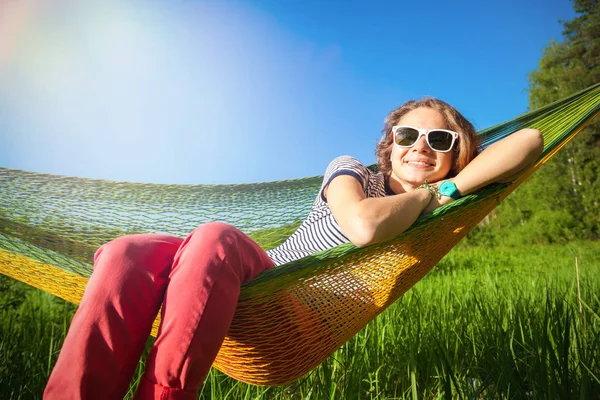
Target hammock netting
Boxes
[1,83,599,385]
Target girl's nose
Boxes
[412,135,430,152]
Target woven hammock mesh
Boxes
[1,83,599,385]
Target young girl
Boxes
[44,98,543,400]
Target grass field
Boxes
[1,242,599,399]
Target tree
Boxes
[466,0,600,245]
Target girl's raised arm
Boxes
[424,128,544,213]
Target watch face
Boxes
[439,181,450,193]
[439,181,459,198]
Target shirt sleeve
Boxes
[319,155,370,202]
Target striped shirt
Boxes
[266,156,394,266]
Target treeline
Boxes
[465,0,599,247]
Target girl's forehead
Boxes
[399,108,447,128]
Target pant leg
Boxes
[135,222,275,400]
[44,234,184,400]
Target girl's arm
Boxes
[325,175,432,247]
[423,128,544,213]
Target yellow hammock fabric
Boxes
[1,83,599,386]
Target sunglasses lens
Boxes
[394,128,419,146]
[428,130,454,151]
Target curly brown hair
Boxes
[375,98,479,178]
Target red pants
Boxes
[44,222,275,400]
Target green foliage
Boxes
[468,0,600,245]
[0,275,77,400]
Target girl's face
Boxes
[389,107,455,192]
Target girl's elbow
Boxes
[521,128,544,157]
[345,217,377,248]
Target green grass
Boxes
[1,242,599,399]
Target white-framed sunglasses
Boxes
[392,125,459,153]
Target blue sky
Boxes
[0,0,576,184]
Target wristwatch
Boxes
[438,181,461,200]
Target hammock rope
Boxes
[1,82,599,385]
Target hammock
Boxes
[1,83,599,386]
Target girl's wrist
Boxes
[450,176,467,197]
[417,179,440,200]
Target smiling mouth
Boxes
[406,161,435,167]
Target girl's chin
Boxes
[401,174,438,185]
[391,170,446,190]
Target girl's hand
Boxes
[421,192,454,214]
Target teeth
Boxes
[407,161,431,166]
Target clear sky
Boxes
[0,0,576,184]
